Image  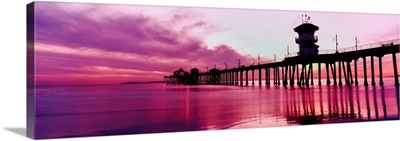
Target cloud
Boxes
[33,2,254,86]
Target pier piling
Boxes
[392,53,399,86]
[363,57,368,86]
[378,56,384,86]
[371,56,376,86]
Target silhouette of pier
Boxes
[164,39,399,87]
[164,14,399,87]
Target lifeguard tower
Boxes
[294,13,319,56]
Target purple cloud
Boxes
[33,2,254,85]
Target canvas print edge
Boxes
[26,1,400,139]
[27,2,35,139]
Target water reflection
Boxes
[373,87,379,119]
[319,87,324,119]
[35,82,400,139]
[365,86,371,119]
[381,86,387,118]
[356,86,362,119]
[397,87,400,114]
[283,85,398,125]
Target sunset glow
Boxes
[33,2,399,86]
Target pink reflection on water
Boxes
[34,80,399,139]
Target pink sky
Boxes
[32,2,399,86]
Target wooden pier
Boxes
[164,39,399,87]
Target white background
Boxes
[0,0,399,141]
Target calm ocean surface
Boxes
[33,78,399,139]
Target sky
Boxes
[32,2,400,86]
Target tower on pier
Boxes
[294,13,319,56]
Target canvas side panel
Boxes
[26,2,35,139]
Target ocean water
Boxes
[33,78,399,139]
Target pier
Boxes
[164,14,399,87]
[164,39,399,87]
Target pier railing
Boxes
[285,38,400,58]
[228,39,399,69]
[243,59,285,68]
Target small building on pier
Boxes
[208,68,221,84]
[164,68,201,84]
[172,68,189,84]
[189,68,199,84]
[294,14,319,56]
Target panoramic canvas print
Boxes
[27,1,400,139]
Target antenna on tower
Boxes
[224,62,228,69]
[335,33,338,53]
[287,45,290,55]
[258,53,260,65]
[355,36,360,51]
[305,11,307,23]
[302,11,312,23]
